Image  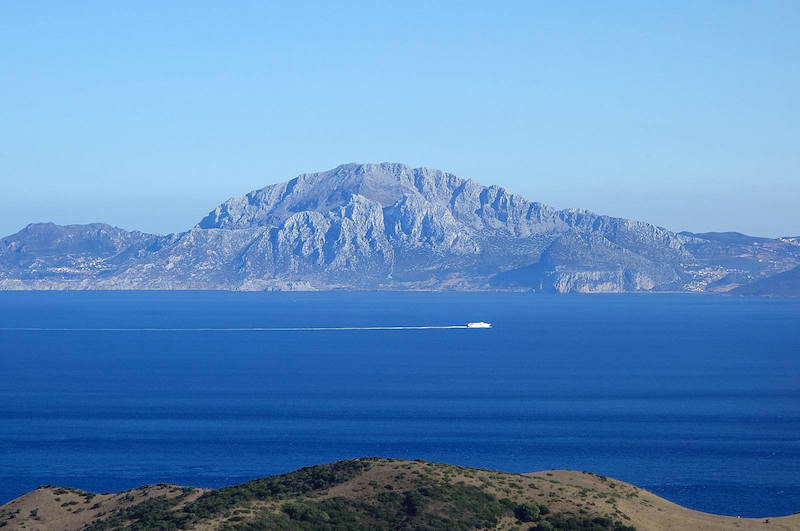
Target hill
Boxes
[1,163,798,293]
[1,458,797,530]
[730,265,800,297]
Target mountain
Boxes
[730,265,800,297]
[1,163,798,292]
[2,458,797,530]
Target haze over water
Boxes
[1,291,798,517]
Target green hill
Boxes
[2,458,798,530]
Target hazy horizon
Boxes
[2,2,798,238]
[3,160,799,240]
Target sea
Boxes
[0,291,798,517]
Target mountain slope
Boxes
[0,223,159,288]
[2,458,798,530]
[1,163,798,292]
[730,265,800,297]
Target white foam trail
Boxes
[0,325,472,332]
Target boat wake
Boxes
[0,324,489,332]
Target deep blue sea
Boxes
[1,292,799,517]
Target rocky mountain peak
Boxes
[197,162,473,230]
[3,163,799,293]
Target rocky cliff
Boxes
[2,163,798,293]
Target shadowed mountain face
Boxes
[730,265,800,297]
[1,163,799,292]
[4,458,798,530]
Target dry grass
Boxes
[1,459,797,530]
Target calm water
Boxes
[0,291,799,517]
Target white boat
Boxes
[467,321,492,328]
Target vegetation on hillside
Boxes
[75,458,635,530]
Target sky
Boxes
[1,1,798,238]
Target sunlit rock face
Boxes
[2,163,799,292]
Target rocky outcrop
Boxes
[2,163,799,292]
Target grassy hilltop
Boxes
[1,458,797,530]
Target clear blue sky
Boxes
[1,1,798,237]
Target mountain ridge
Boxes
[2,162,798,293]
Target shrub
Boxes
[514,503,540,522]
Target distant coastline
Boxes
[2,164,798,296]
